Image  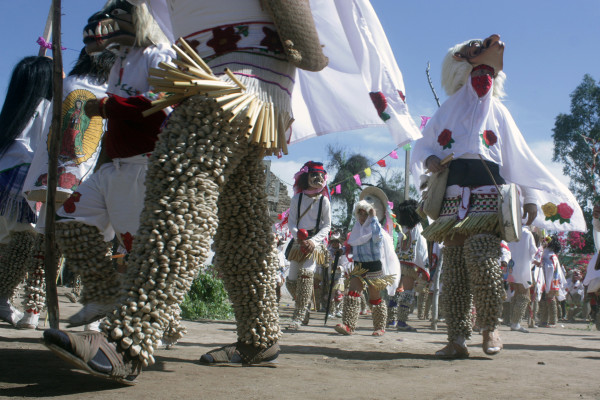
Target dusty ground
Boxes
[1,288,599,399]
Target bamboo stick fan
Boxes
[143,38,289,156]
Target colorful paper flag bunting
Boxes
[420,116,431,130]
[377,159,386,167]
[364,167,372,177]
[353,174,362,186]
[335,184,341,194]
[390,150,398,159]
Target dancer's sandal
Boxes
[43,329,140,385]
[372,329,385,336]
[435,342,470,359]
[482,329,503,355]
[334,324,353,335]
[199,342,279,367]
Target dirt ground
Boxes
[1,288,599,400]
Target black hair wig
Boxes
[0,56,53,156]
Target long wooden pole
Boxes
[44,0,63,329]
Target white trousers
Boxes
[56,155,148,249]
[288,258,317,280]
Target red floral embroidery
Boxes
[62,192,82,214]
[369,92,390,121]
[437,129,455,149]
[35,168,79,191]
[260,27,283,53]
[206,27,241,55]
[187,40,200,50]
[398,90,406,102]
[481,130,497,148]
[120,232,134,253]
[557,203,574,220]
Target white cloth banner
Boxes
[139,0,422,146]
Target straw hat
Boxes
[359,186,389,222]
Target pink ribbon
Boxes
[37,36,66,51]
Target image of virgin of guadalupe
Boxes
[60,98,90,160]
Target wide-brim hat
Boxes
[359,186,389,221]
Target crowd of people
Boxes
[0,0,597,386]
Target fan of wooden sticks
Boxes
[143,37,290,156]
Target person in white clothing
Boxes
[411,33,584,358]
[285,161,331,330]
[0,56,53,328]
[391,199,429,332]
[507,226,537,333]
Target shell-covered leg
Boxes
[440,245,472,342]
[539,298,548,326]
[510,290,529,325]
[213,148,281,347]
[464,234,502,332]
[424,292,432,320]
[17,234,48,329]
[56,222,118,306]
[335,291,361,334]
[287,269,313,330]
[0,231,36,300]
[548,296,558,326]
[387,293,399,327]
[416,278,429,320]
[371,299,387,335]
[0,231,35,325]
[101,93,250,367]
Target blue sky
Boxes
[1,1,599,194]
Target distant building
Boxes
[264,160,291,223]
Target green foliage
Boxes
[180,267,234,321]
[552,74,600,253]
[327,145,371,230]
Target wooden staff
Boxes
[44,0,63,329]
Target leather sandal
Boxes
[482,329,503,355]
[43,329,140,385]
[435,342,470,359]
[200,342,279,367]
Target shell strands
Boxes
[22,235,49,313]
[371,301,388,332]
[387,294,399,324]
[290,270,313,325]
[464,234,503,331]
[440,245,473,342]
[56,222,119,305]
[341,295,361,332]
[0,231,36,300]
[397,291,415,323]
[144,38,289,156]
[102,90,280,365]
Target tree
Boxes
[552,74,600,253]
[327,145,370,230]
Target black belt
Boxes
[446,159,506,187]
